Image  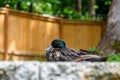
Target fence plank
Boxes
[0,14,4,52]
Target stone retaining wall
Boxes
[0,62,120,80]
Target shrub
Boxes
[107,54,120,62]
[89,47,98,54]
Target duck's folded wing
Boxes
[73,55,107,62]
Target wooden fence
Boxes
[0,6,106,61]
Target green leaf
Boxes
[94,5,99,9]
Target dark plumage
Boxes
[46,39,107,62]
[51,39,66,48]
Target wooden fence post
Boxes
[4,4,9,60]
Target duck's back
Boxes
[46,47,87,61]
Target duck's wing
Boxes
[49,48,89,61]
[73,54,107,62]
[58,48,90,61]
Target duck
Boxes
[45,39,107,62]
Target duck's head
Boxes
[51,39,66,48]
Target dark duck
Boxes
[46,39,106,62]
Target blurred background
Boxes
[0,0,111,21]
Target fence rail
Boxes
[0,6,106,61]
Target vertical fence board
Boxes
[0,14,4,52]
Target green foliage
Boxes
[107,54,120,62]
[33,2,53,14]
[104,0,111,5]
[80,13,92,21]
[0,0,111,20]
[1,0,18,9]
[63,7,74,15]
[0,0,5,7]
[32,0,62,15]
[82,0,90,15]
[96,0,111,16]
[94,5,99,10]
[20,1,31,12]
[89,47,98,54]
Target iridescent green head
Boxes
[51,39,66,48]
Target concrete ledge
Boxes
[0,62,120,80]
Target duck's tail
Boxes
[73,55,107,62]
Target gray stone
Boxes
[0,61,120,80]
